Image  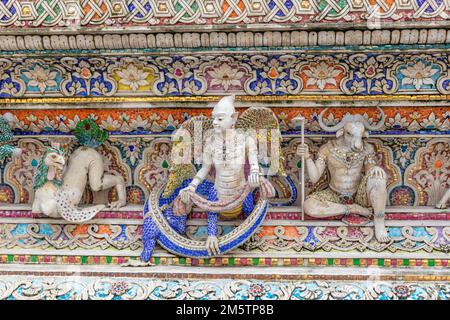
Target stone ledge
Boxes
[1,29,450,52]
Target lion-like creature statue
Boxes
[32,118,126,222]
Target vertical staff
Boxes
[293,116,306,220]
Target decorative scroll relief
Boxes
[405,138,450,207]
[0,54,449,97]
[0,276,448,300]
[0,0,449,28]
[0,222,449,254]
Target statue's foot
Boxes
[121,259,155,267]
[109,200,126,210]
[374,216,390,243]
[349,204,372,217]
[436,202,447,209]
[140,249,154,264]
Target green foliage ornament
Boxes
[0,113,21,161]
[74,118,109,148]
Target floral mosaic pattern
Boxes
[405,139,450,206]
[0,276,448,300]
[0,0,449,28]
[1,54,450,97]
[2,107,449,134]
[0,220,449,254]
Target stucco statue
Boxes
[0,113,22,161]
[139,95,282,263]
[436,189,450,209]
[297,108,390,243]
[32,118,126,222]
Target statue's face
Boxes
[342,122,366,152]
[212,112,236,134]
[44,152,66,170]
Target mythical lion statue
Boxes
[297,108,390,243]
[140,96,284,262]
[32,118,126,222]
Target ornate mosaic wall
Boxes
[1,53,450,97]
[0,0,449,27]
[0,0,449,301]
[0,271,449,300]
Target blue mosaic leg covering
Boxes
[140,178,192,262]
[242,192,255,217]
[141,213,159,262]
[140,179,216,262]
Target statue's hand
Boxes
[296,144,310,159]
[180,184,195,204]
[369,166,386,180]
[248,172,260,188]
[206,236,220,256]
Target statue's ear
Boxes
[231,112,239,122]
[336,128,344,138]
[363,131,369,138]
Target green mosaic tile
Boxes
[7,255,13,262]
[327,258,333,266]
[403,259,410,266]
[229,258,235,266]
[106,256,112,264]
[252,258,259,266]
[353,258,360,266]
[428,260,435,267]
[31,255,38,263]
[377,259,384,266]
[81,256,88,264]
[154,257,160,265]
[203,258,210,265]
[179,258,186,265]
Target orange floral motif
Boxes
[2,107,448,133]
[72,225,89,236]
[434,160,443,169]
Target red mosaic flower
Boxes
[248,283,266,298]
[109,281,129,296]
[392,285,412,299]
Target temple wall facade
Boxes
[0,0,449,300]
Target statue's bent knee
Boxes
[303,197,321,217]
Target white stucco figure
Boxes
[179,95,261,255]
[297,108,390,243]
[32,119,126,222]
[436,189,450,209]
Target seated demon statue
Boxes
[297,108,390,243]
